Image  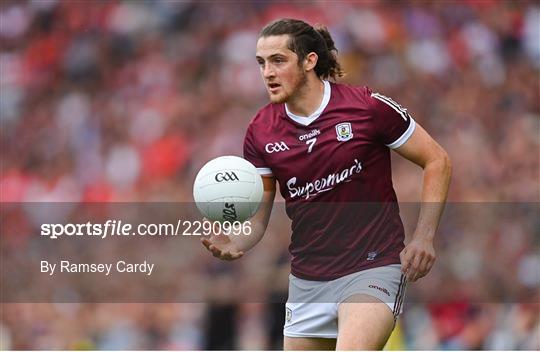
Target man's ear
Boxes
[304,52,319,72]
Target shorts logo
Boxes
[265,141,290,153]
[369,284,390,296]
[285,307,292,323]
[335,122,353,142]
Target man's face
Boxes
[256,35,307,104]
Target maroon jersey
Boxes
[243,81,416,280]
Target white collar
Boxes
[285,80,331,126]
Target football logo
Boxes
[222,202,238,221]
[335,122,353,142]
[215,172,239,182]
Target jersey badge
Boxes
[335,122,353,142]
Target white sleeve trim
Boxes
[257,167,273,175]
[386,118,416,149]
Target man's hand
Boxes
[400,237,436,282]
[201,176,277,262]
[201,232,244,261]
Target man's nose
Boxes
[263,64,274,78]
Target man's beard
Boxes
[270,69,308,104]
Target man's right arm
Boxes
[201,175,276,260]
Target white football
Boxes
[193,156,264,222]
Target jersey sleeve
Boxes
[243,124,273,176]
[369,92,416,149]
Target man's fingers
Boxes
[411,252,423,275]
[413,256,429,281]
[203,239,223,258]
[408,269,420,282]
[419,256,436,279]
[201,238,212,250]
[209,244,222,257]
[406,251,423,281]
[402,251,416,276]
[406,269,416,282]
[229,251,244,260]
[202,236,243,261]
[220,250,244,261]
[202,239,223,256]
[410,250,435,281]
[401,241,436,282]
[400,249,412,274]
[420,255,432,274]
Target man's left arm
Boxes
[394,122,452,282]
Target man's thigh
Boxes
[336,294,395,350]
[284,336,336,351]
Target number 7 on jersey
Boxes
[306,137,317,153]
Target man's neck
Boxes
[286,77,325,117]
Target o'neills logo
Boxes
[298,129,321,141]
[287,159,363,199]
[369,284,390,296]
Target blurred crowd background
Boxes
[0,0,539,350]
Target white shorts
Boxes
[284,264,406,338]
